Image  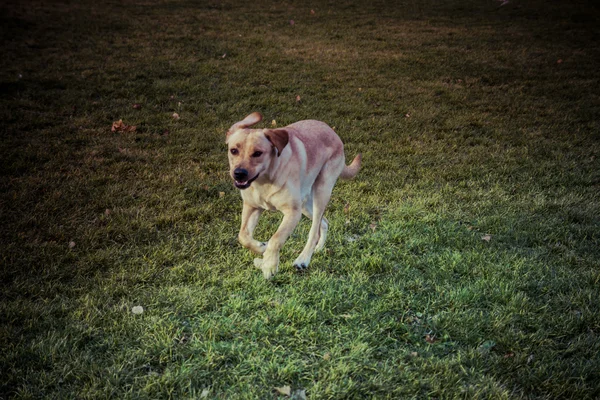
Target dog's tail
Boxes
[339,153,362,180]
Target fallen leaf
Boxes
[172,112,180,120]
[405,113,411,118]
[161,129,170,136]
[557,59,563,64]
[132,103,142,109]
[343,203,350,214]
[68,241,76,249]
[481,234,492,242]
[323,352,331,361]
[111,119,137,133]
[295,95,301,102]
[310,9,315,15]
[132,306,144,315]
[504,351,515,358]
[275,385,291,396]
[289,19,295,25]
[410,351,419,357]
[104,209,111,216]
[425,334,437,344]
[222,53,227,58]
[271,119,277,126]
[527,354,535,364]
[200,388,210,398]
[219,191,225,198]
[369,223,377,232]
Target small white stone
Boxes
[132,306,144,315]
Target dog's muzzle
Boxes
[233,168,259,190]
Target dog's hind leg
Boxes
[300,195,328,254]
[315,216,328,252]
[293,165,340,271]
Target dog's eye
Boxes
[251,151,263,158]
[230,148,239,155]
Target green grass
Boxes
[1,0,599,398]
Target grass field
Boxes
[1,0,599,398]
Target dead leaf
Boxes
[345,235,358,243]
[222,53,227,58]
[295,95,301,103]
[310,9,315,15]
[172,112,180,120]
[481,234,492,242]
[369,223,377,232]
[343,203,350,214]
[132,103,142,109]
[323,352,331,361]
[275,385,291,396]
[104,209,111,216]
[68,241,76,249]
[504,351,515,358]
[219,192,225,198]
[425,334,437,344]
[289,20,295,25]
[527,354,534,364]
[111,119,137,133]
[557,59,563,64]
[271,119,277,127]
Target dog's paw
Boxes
[292,255,311,271]
[293,262,309,271]
[255,257,277,279]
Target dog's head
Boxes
[226,112,289,190]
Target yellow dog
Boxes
[226,112,361,279]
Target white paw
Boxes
[292,255,311,271]
[254,257,277,279]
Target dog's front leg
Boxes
[256,208,302,279]
[238,203,267,254]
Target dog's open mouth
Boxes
[234,173,259,189]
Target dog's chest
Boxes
[241,187,278,211]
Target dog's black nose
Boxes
[233,168,248,181]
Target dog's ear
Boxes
[227,112,263,138]
[264,129,289,157]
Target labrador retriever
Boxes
[226,112,361,279]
